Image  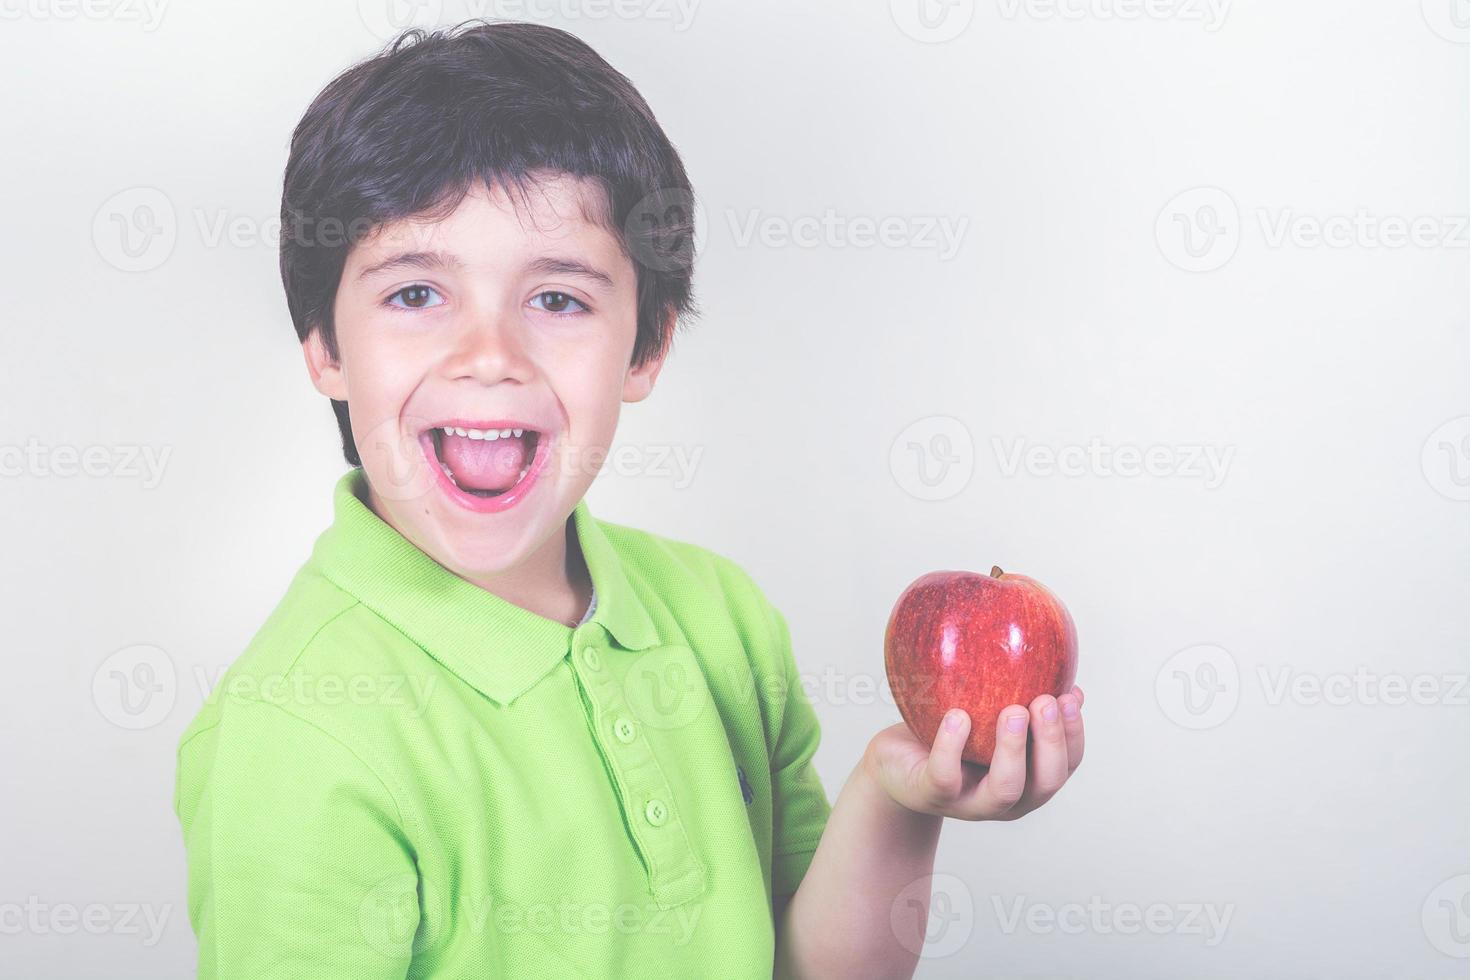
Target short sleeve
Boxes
[175,696,419,979]
[761,601,833,897]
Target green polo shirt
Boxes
[174,469,831,978]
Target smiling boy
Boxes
[174,20,1085,979]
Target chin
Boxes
[422,483,576,581]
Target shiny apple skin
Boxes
[884,569,1079,765]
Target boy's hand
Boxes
[862,687,1085,821]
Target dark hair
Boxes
[279,19,699,465]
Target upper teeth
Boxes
[442,426,524,440]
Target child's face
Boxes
[304,174,663,580]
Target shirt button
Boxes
[644,798,669,827]
[613,716,637,743]
[581,646,602,671]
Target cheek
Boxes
[336,323,432,467]
[342,322,422,405]
[545,368,622,467]
[540,318,630,390]
[564,374,620,434]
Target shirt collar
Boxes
[308,468,659,705]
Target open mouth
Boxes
[426,424,543,500]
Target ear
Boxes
[622,311,673,404]
[302,327,348,400]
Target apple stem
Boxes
[991,565,1004,578]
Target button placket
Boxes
[581,645,601,671]
[571,636,706,908]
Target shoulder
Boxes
[594,514,780,619]
[590,514,796,695]
[173,563,416,819]
[592,517,820,763]
[173,562,396,757]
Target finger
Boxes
[1025,694,1069,802]
[920,708,971,806]
[1072,684,1084,708]
[1059,690,1085,772]
[958,706,1029,819]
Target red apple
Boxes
[884,566,1078,765]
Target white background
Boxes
[2,1,1468,976]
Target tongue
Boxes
[438,432,530,492]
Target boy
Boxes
[174,20,1085,979]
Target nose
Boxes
[444,306,534,386]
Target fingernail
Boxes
[1006,712,1027,734]
[944,709,964,732]
[1042,701,1058,723]
[1062,698,1079,719]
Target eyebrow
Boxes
[355,250,615,290]
[524,255,615,290]
[355,250,465,283]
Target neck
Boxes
[465,515,592,628]
[366,486,593,628]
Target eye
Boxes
[528,290,589,315]
[385,284,444,310]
